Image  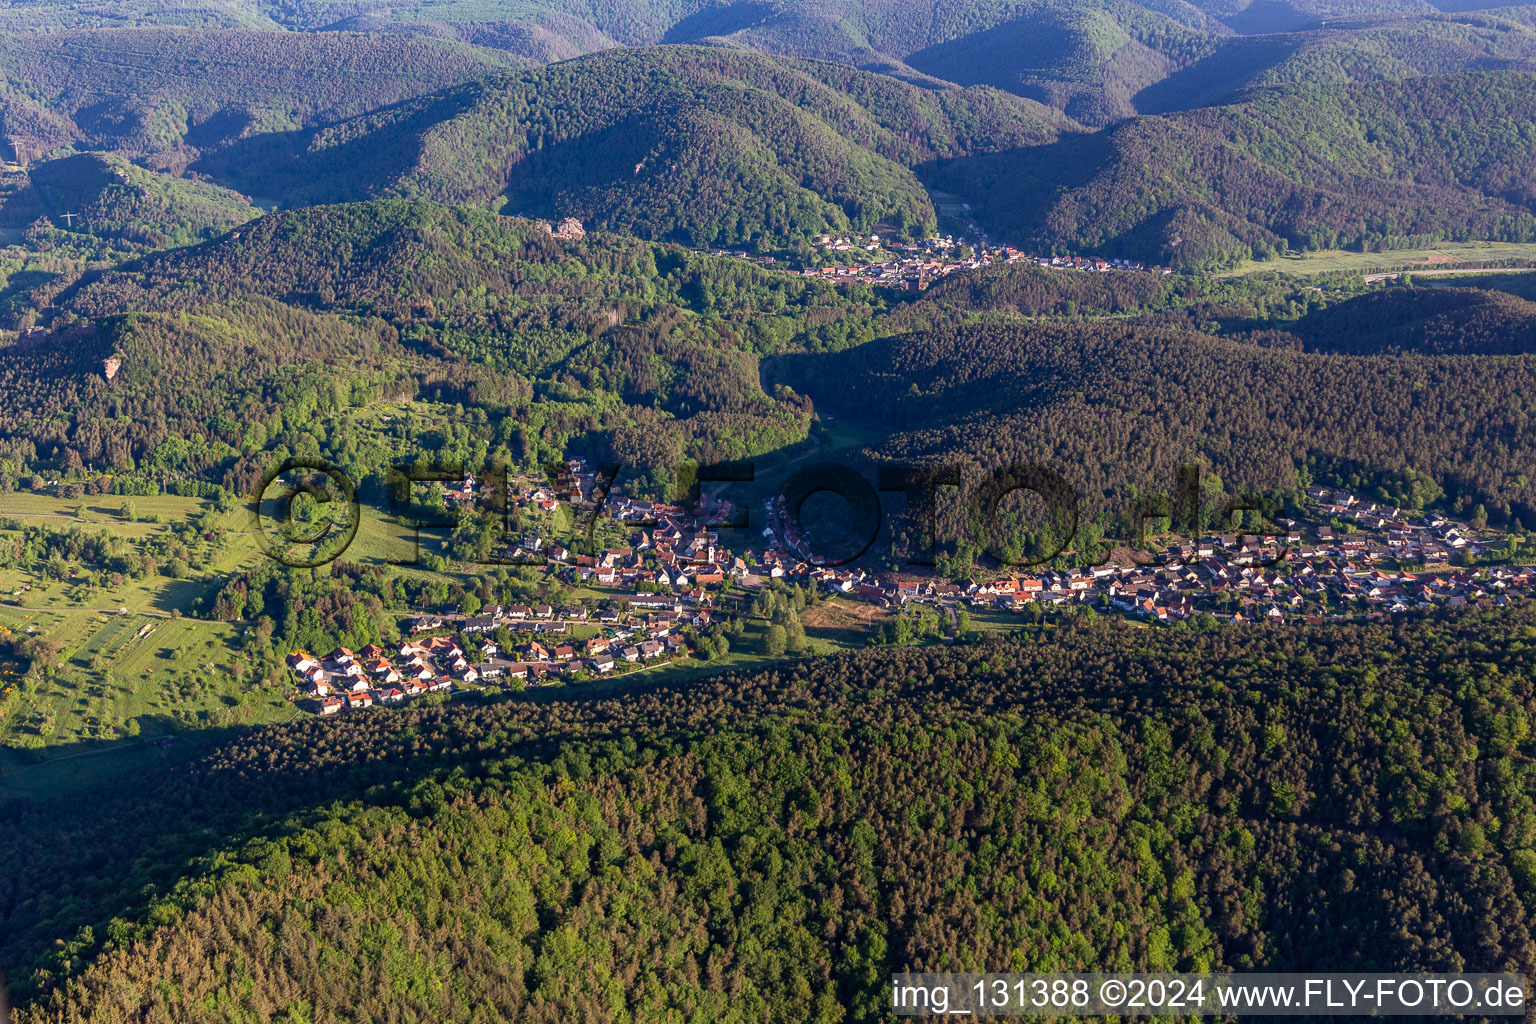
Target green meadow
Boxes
[1220,240,1536,277]
[0,491,296,789]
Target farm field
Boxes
[1220,241,1536,277]
[2,489,460,592]
[1,492,234,614]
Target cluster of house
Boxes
[446,602,697,680]
[288,642,460,714]
[445,461,749,592]
[720,484,1523,624]
[299,467,1532,714]
[797,245,1169,291]
[434,455,1530,632]
[703,233,1170,292]
[959,555,1526,625]
[909,489,1518,624]
[293,596,713,712]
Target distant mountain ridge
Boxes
[196,47,1060,246]
[2,3,1536,266]
[938,70,1536,267]
[0,27,521,164]
[8,0,1533,135]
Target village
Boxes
[289,460,1536,714]
[703,231,1170,291]
[288,596,705,715]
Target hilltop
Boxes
[1135,9,1536,113]
[1288,284,1536,355]
[775,315,1536,523]
[2,200,874,491]
[938,71,1536,267]
[198,47,1060,247]
[0,153,258,248]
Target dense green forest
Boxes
[938,71,1536,268]
[775,311,1536,528]
[100,47,1535,263]
[0,200,881,492]
[1287,284,1536,355]
[0,28,520,163]
[1250,9,1536,87]
[2,609,1534,1019]
[5,6,1536,1020]
[197,47,1060,247]
[5,4,1536,1023]
[2,6,1534,259]
[10,189,1535,546]
[0,0,1528,157]
[1,153,258,249]
[14,195,1534,528]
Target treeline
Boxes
[3,609,1535,1018]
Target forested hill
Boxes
[0,27,525,166]
[775,316,1536,524]
[197,46,1060,247]
[0,0,1227,113]
[4,153,258,248]
[895,0,1214,125]
[3,200,880,488]
[0,28,521,164]
[3,610,1535,1020]
[1134,9,1536,114]
[1288,285,1536,355]
[55,200,619,317]
[939,71,1536,268]
[52,199,861,326]
[645,0,1223,126]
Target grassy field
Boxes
[1219,241,1536,277]
[801,597,890,651]
[0,604,294,797]
[0,492,298,782]
[964,606,1030,633]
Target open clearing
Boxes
[802,598,888,650]
[0,492,295,777]
[1220,241,1536,277]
